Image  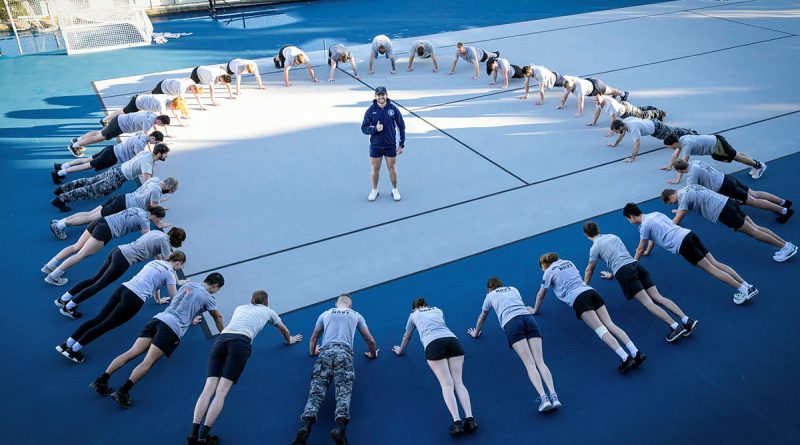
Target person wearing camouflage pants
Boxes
[609,117,697,163]
[293,294,378,445]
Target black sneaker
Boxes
[55,342,68,354]
[99,118,106,127]
[53,186,63,196]
[777,208,794,224]
[89,379,113,396]
[618,356,635,374]
[111,390,133,408]
[51,170,63,185]
[51,198,71,213]
[785,200,793,209]
[292,426,311,445]
[64,348,85,364]
[273,57,281,69]
[632,351,647,369]
[666,325,687,342]
[60,306,82,319]
[683,318,699,337]
[67,142,82,157]
[53,163,62,171]
[622,91,629,102]
[449,420,464,436]
[185,436,198,445]
[463,417,478,433]
[198,435,219,445]
[53,298,67,309]
[330,426,349,445]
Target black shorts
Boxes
[277,46,288,67]
[717,199,747,230]
[87,219,113,243]
[553,71,565,88]
[510,64,524,79]
[479,51,489,63]
[424,337,464,361]
[122,95,140,114]
[225,61,234,75]
[139,318,180,357]
[678,231,709,265]
[101,116,122,140]
[711,134,737,162]
[207,333,252,384]
[151,80,164,95]
[100,195,127,217]
[587,77,607,96]
[189,67,201,84]
[572,289,605,319]
[503,314,541,347]
[614,262,655,300]
[718,175,750,203]
[89,146,119,171]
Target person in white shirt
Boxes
[67,111,170,157]
[152,77,205,110]
[486,57,524,89]
[273,45,319,87]
[367,34,397,74]
[448,42,498,80]
[587,94,666,128]
[661,186,797,262]
[609,117,697,163]
[623,203,758,305]
[662,133,766,182]
[327,44,359,81]
[225,58,265,95]
[519,65,565,105]
[558,76,627,117]
[56,252,185,363]
[102,94,187,128]
[392,298,476,436]
[467,277,560,413]
[188,289,302,445]
[406,39,439,72]
[672,159,793,222]
[190,65,233,106]
[533,253,646,374]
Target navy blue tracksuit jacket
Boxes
[361,99,406,149]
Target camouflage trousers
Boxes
[301,343,355,422]
[652,120,698,141]
[620,102,665,121]
[60,166,128,203]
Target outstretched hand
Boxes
[467,328,480,339]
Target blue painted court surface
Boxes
[2,0,799,444]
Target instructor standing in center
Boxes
[361,86,406,202]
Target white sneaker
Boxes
[750,162,766,179]
[537,397,553,412]
[41,264,54,274]
[774,243,798,262]
[391,188,401,201]
[733,286,758,305]
[44,274,68,286]
[367,190,379,202]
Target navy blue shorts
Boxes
[614,262,655,300]
[572,289,605,319]
[424,337,464,361]
[139,318,180,357]
[503,314,541,347]
[89,146,119,171]
[370,145,397,158]
[207,333,252,384]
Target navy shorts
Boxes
[139,318,180,357]
[101,116,122,140]
[100,195,126,217]
[503,314,541,347]
[207,333,252,384]
[587,77,607,96]
[424,337,464,361]
[89,146,119,171]
[370,145,397,158]
[718,175,750,203]
[88,219,113,243]
[718,199,747,230]
[122,95,139,114]
[572,289,605,319]
[190,67,201,84]
[614,262,655,300]
[151,80,164,95]
[678,231,709,265]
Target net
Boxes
[54,0,152,54]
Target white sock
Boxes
[66,337,76,348]
[58,169,68,177]
[670,322,679,329]
[60,292,72,302]
[66,301,77,310]
[71,342,83,352]
[51,268,64,279]
[625,342,638,357]
[56,219,67,229]
[46,258,59,269]
[681,316,689,324]
[62,161,73,168]
[781,208,787,215]
[737,283,749,293]
[615,347,629,360]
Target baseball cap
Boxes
[374,86,388,94]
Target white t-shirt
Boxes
[222,304,282,342]
[677,184,729,223]
[135,94,168,114]
[405,307,455,349]
[679,135,717,157]
[622,117,656,141]
[228,58,256,76]
[126,177,162,210]
[566,76,593,97]
[410,40,434,58]
[495,58,511,75]
[531,65,556,88]
[118,111,157,134]
[113,132,148,164]
[196,65,226,85]
[282,46,307,68]
[685,160,725,192]
[639,212,691,255]
[457,46,483,63]
[371,35,393,57]
[600,97,625,117]
[120,151,154,180]
[122,259,177,301]
[541,260,593,307]
[481,286,531,328]
[160,78,195,97]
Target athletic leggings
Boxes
[71,286,144,347]
[69,247,132,305]
[620,102,664,121]
[59,166,128,203]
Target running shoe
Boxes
[622,91,629,102]
[666,325,687,342]
[53,186,63,196]
[329,425,349,445]
[449,420,464,436]
[391,188,401,201]
[89,379,113,396]
[45,274,68,286]
[537,396,553,412]
[463,416,478,433]
[41,264,54,274]
[734,286,759,305]
[53,163,62,171]
[549,393,562,409]
[618,356,636,374]
[99,118,106,127]
[273,57,281,69]
[683,318,699,337]
[774,243,798,262]
[199,435,219,445]
[750,161,767,179]
[63,348,85,364]
[777,208,795,224]
[51,198,71,213]
[53,298,67,309]
[367,189,379,201]
[784,200,793,209]
[55,342,68,354]
[60,306,82,319]
[51,170,63,185]
[632,351,647,368]
[50,220,67,240]
[111,390,133,409]
[67,140,83,158]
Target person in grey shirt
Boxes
[90,273,226,409]
[328,44,359,81]
[42,206,166,286]
[368,34,396,74]
[67,112,170,157]
[448,42,499,80]
[582,221,697,343]
[486,57,523,89]
[393,298,476,435]
[293,294,378,445]
[662,186,797,262]
[663,133,766,183]
[406,39,439,72]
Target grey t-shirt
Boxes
[622,117,656,141]
[495,58,511,75]
[685,160,725,192]
[531,65,556,88]
[120,151,154,180]
[126,177,162,210]
[677,184,729,223]
[589,234,636,275]
[371,35,393,57]
[113,132,148,164]
[154,282,217,337]
[134,94,168,113]
[104,207,149,239]
[160,78,195,97]
[118,111,157,134]
[222,304,282,342]
[328,44,350,62]
[410,40,434,58]
[458,46,483,63]
[316,307,367,350]
[481,286,531,328]
[118,230,172,265]
[541,260,593,307]
[405,307,455,349]
[679,135,717,157]
[639,212,691,254]
[196,65,226,85]
[122,259,177,301]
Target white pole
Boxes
[3,0,24,55]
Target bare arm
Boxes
[389,55,396,74]
[467,310,489,338]
[329,61,337,81]
[502,68,510,89]
[359,325,379,358]
[283,67,291,87]
[584,260,597,284]
[521,77,530,99]
[349,57,359,78]
[576,95,585,116]
[633,239,648,261]
[661,148,682,170]
[224,82,233,99]
[431,54,439,72]
[275,322,303,345]
[392,329,413,355]
[589,106,602,126]
[235,74,242,96]
[558,88,569,109]
[406,54,415,71]
[208,83,218,105]
[192,92,205,111]
[208,309,225,332]
[472,60,479,79]
[672,209,688,225]
[305,63,319,82]
[609,129,626,147]
[255,71,264,89]
[368,51,375,74]
[308,324,323,355]
[532,288,547,314]
[625,139,641,163]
